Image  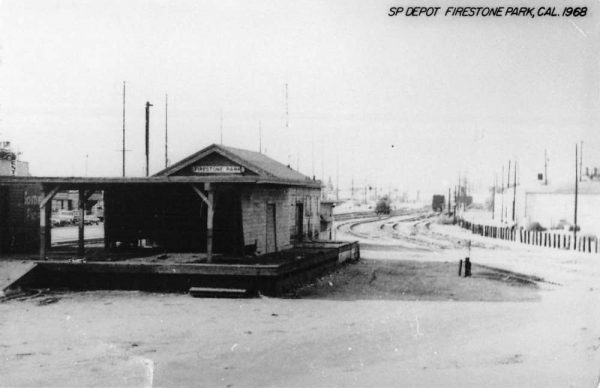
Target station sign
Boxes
[192,165,245,174]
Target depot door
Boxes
[295,203,304,242]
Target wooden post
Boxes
[103,190,110,250]
[78,188,85,257]
[44,202,51,250]
[190,183,215,263]
[39,185,60,260]
[40,204,47,260]
[206,183,214,263]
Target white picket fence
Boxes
[457,219,599,254]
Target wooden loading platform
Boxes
[5,241,360,296]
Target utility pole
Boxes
[501,165,504,223]
[164,94,168,169]
[580,141,583,182]
[448,187,451,215]
[220,109,223,145]
[492,174,496,220]
[544,149,548,185]
[335,156,339,201]
[453,185,457,219]
[311,140,315,179]
[512,161,517,222]
[122,81,126,177]
[507,160,511,222]
[574,143,579,249]
[145,101,153,177]
[456,174,460,214]
[258,121,262,153]
[285,83,291,166]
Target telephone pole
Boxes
[258,121,262,153]
[335,156,339,201]
[492,174,496,220]
[579,141,583,182]
[506,160,511,222]
[164,94,168,169]
[145,101,153,177]
[220,109,223,145]
[512,161,517,222]
[122,81,126,177]
[574,144,579,249]
[544,149,548,185]
[501,165,504,223]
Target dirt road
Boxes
[1,211,600,387]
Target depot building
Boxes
[0,144,323,259]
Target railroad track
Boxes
[336,210,470,250]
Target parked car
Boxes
[84,214,101,225]
[51,210,76,226]
[73,213,101,225]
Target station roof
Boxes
[0,144,321,189]
[155,144,311,182]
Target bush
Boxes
[526,222,546,231]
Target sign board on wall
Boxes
[192,165,245,174]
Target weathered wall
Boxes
[0,183,42,254]
[240,186,321,254]
[287,187,321,241]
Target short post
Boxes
[458,259,463,277]
[464,257,471,277]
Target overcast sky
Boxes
[1,0,598,196]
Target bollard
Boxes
[464,257,472,277]
[458,259,463,277]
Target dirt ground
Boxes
[1,218,600,387]
[289,259,541,302]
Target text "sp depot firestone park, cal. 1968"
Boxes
[388,6,588,18]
